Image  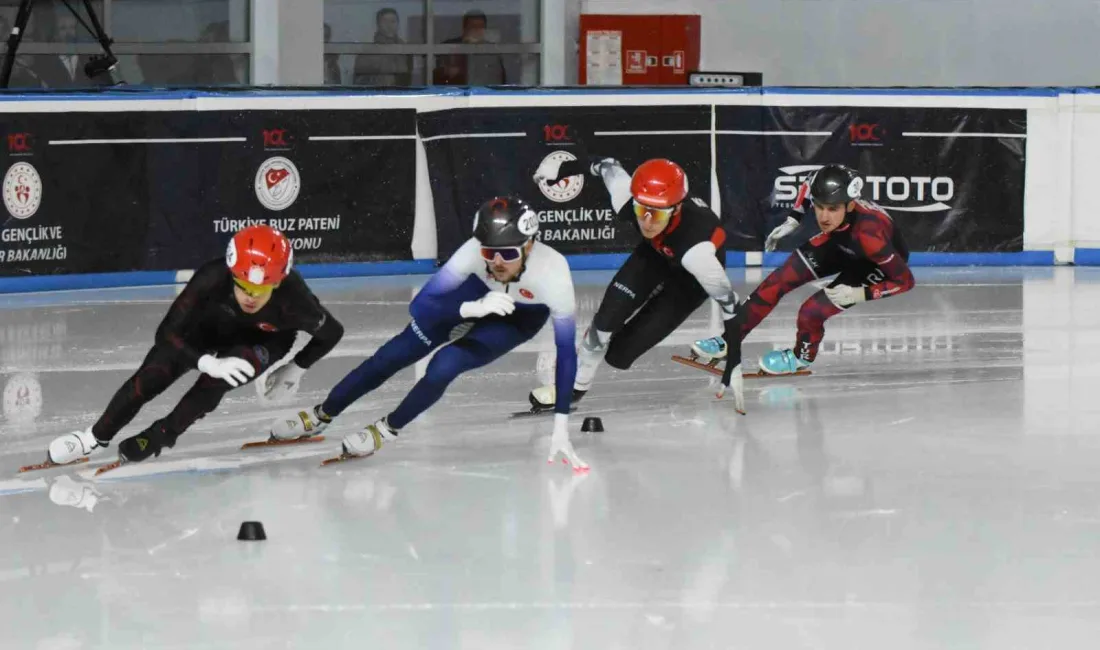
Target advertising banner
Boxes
[716,106,1027,251]
[0,108,418,276]
[419,105,712,259]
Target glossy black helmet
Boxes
[809,164,863,205]
[472,196,539,247]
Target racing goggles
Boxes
[480,246,524,263]
[234,277,275,298]
[632,199,676,224]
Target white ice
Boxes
[1,266,1098,650]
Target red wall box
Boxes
[579,14,701,86]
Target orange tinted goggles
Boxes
[234,278,275,298]
[632,199,676,224]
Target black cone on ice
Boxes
[237,521,267,541]
[581,416,604,433]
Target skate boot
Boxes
[47,427,108,465]
[691,335,727,362]
[759,349,811,376]
[269,404,331,441]
[117,421,179,463]
[528,386,587,413]
[341,417,398,458]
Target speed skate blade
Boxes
[320,451,373,467]
[671,355,813,378]
[94,460,124,476]
[510,406,578,419]
[241,435,326,450]
[753,368,812,378]
[18,457,89,473]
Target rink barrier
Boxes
[1071,249,1100,266]
[0,251,1066,294]
[0,85,1092,293]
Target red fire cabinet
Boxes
[579,14,701,85]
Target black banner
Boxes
[717,106,1027,252]
[0,109,417,277]
[419,105,712,259]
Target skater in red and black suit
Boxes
[527,156,746,412]
[39,225,344,469]
[692,163,915,375]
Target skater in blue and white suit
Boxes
[267,195,587,469]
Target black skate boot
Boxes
[118,421,180,463]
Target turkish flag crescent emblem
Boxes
[266,167,289,189]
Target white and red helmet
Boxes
[226,225,293,287]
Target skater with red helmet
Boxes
[35,224,344,471]
[528,156,745,413]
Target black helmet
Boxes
[809,164,863,205]
[472,196,539,247]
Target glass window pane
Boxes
[431,53,537,86]
[0,0,105,43]
[324,54,426,86]
[114,54,249,85]
[112,0,250,43]
[431,0,540,45]
[4,55,101,88]
[324,0,425,45]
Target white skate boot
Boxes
[341,417,398,458]
[47,427,107,465]
[269,404,331,441]
[528,385,587,413]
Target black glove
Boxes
[717,310,746,414]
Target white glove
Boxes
[459,291,515,319]
[263,361,306,401]
[197,354,256,387]
[716,363,746,415]
[824,284,867,308]
[533,156,565,183]
[548,414,589,471]
[588,157,619,176]
[764,216,800,252]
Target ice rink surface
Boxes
[1,266,1099,650]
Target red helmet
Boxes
[226,225,293,287]
[630,159,688,208]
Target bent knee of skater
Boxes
[603,344,637,370]
[423,350,475,384]
[796,303,829,330]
